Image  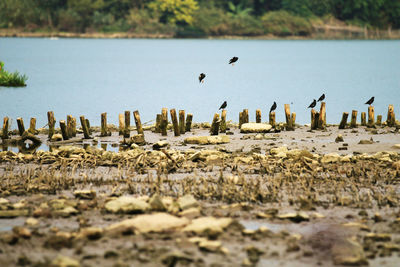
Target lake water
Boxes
[1,38,399,128]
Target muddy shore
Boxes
[0,124,400,266]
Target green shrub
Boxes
[261,10,312,36]
[0,61,28,87]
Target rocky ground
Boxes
[0,124,400,267]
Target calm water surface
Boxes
[1,38,399,127]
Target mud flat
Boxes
[0,124,400,266]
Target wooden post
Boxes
[80,116,90,139]
[59,120,69,140]
[210,113,220,136]
[118,114,124,135]
[376,115,382,126]
[124,111,130,138]
[269,112,276,128]
[368,106,375,127]
[178,110,185,134]
[71,117,77,137]
[361,112,366,126]
[291,112,296,127]
[28,118,36,134]
[155,114,161,133]
[387,104,395,127]
[318,102,326,129]
[47,111,55,140]
[16,117,25,136]
[243,109,249,124]
[220,110,227,133]
[161,108,168,136]
[256,109,261,123]
[185,113,193,132]
[66,115,72,137]
[85,119,91,134]
[339,112,349,129]
[101,112,109,137]
[133,110,144,135]
[2,117,9,139]
[311,109,319,130]
[239,111,243,129]
[284,104,293,131]
[170,109,180,136]
[350,110,358,128]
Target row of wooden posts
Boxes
[1,104,397,141]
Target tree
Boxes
[149,0,199,25]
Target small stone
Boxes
[0,233,18,245]
[12,226,31,239]
[56,206,79,217]
[105,196,150,214]
[177,194,199,211]
[364,233,391,242]
[332,238,367,266]
[277,212,309,223]
[358,139,373,144]
[73,190,96,200]
[321,153,341,164]
[179,207,201,219]
[335,134,344,143]
[25,217,39,226]
[254,134,264,140]
[0,198,9,205]
[153,141,169,150]
[50,134,63,142]
[76,227,103,240]
[50,255,80,267]
[161,251,193,266]
[182,217,235,235]
[198,240,222,252]
[0,209,29,218]
[184,136,229,145]
[130,134,145,145]
[149,194,167,211]
[392,144,400,149]
[240,123,272,133]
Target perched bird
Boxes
[269,101,277,113]
[199,73,206,83]
[317,94,325,102]
[229,57,238,65]
[219,101,227,110]
[308,99,317,108]
[365,96,374,105]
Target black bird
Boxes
[317,93,325,102]
[308,99,317,108]
[269,101,277,113]
[219,101,227,110]
[229,57,238,65]
[199,73,206,83]
[365,96,374,105]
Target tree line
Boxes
[1,0,399,37]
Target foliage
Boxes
[0,61,28,87]
[262,10,312,36]
[148,0,199,25]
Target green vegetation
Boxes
[0,61,28,87]
[0,0,399,38]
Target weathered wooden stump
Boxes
[118,114,124,136]
[243,109,249,124]
[124,111,131,138]
[361,112,366,126]
[376,115,382,126]
[47,111,55,140]
[16,117,25,136]
[291,112,296,126]
[210,113,220,136]
[178,110,185,134]
[185,113,193,132]
[28,117,36,134]
[339,112,349,129]
[256,109,261,123]
[170,109,180,136]
[368,106,375,127]
[239,111,244,129]
[284,104,293,131]
[133,110,144,135]
[350,110,358,128]
[161,108,168,136]
[269,112,276,128]
[220,110,227,133]
[318,102,326,129]
[79,116,91,139]
[387,104,395,127]
[2,117,9,139]
[85,119,91,134]
[311,109,319,130]
[101,112,111,137]
[155,114,161,133]
[67,115,73,137]
[60,120,69,140]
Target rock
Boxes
[161,251,193,266]
[149,194,167,211]
[76,227,103,240]
[340,155,352,162]
[240,123,272,133]
[179,207,201,219]
[73,190,96,200]
[184,136,229,145]
[335,134,344,143]
[0,198,9,205]
[286,149,314,160]
[106,213,189,235]
[277,212,309,223]
[50,255,80,267]
[153,141,169,150]
[392,144,400,149]
[0,209,29,218]
[45,232,73,249]
[364,233,391,242]
[25,217,39,226]
[270,146,288,158]
[58,146,85,157]
[50,134,63,142]
[12,226,31,239]
[358,139,373,144]
[105,196,150,214]
[182,217,235,235]
[332,238,367,266]
[254,134,264,140]
[56,206,79,217]
[177,194,199,211]
[321,153,341,164]
[198,240,222,252]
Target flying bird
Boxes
[269,101,277,113]
[317,94,325,102]
[229,57,238,65]
[199,73,206,83]
[219,101,227,110]
[365,96,374,105]
[308,99,317,108]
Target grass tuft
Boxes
[0,61,28,87]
